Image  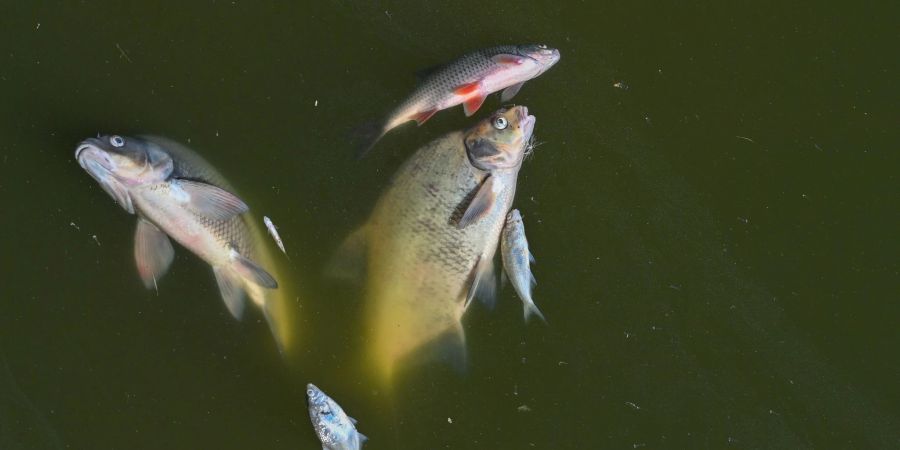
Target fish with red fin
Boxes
[356,44,559,157]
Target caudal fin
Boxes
[352,121,386,159]
[524,301,547,324]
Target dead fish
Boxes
[501,209,545,323]
[263,216,287,256]
[357,44,558,157]
[330,106,536,378]
[307,383,367,450]
[76,135,295,351]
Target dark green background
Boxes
[0,1,896,449]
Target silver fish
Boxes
[331,106,535,378]
[263,216,287,256]
[358,44,558,156]
[306,384,367,450]
[76,135,296,351]
[501,209,545,322]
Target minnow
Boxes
[307,383,367,450]
[357,44,559,157]
[501,209,546,323]
[263,216,287,256]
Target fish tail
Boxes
[524,301,547,324]
[352,120,387,159]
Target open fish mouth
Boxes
[75,141,135,214]
[517,106,536,141]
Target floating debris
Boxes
[625,401,641,410]
[613,81,629,90]
[517,405,532,413]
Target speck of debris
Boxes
[517,405,532,413]
[625,401,641,410]
[447,417,453,424]
[613,81,629,90]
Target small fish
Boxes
[357,44,559,157]
[263,216,287,256]
[75,135,296,351]
[307,384,367,450]
[501,209,545,322]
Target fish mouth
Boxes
[75,139,136,214]
[75,138,106,168]
[518,106,536,141]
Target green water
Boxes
[1,1,897,449]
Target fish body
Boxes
[263,216,287,255]
[306,384,367,450]
[76,135,296,351]
[501,209,545,322]
[334,106,535,378]
[359,44,558,156]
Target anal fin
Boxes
[412,109,438,126]
[229,249,278,289]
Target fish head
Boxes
[464,106,536,171]
[306,384,351,443]
[507,208,524,226]
[75,135,174,214]
[517,44,561,73]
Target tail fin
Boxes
[352,121,386,159]
[524,302,547,324]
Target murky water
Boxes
[1,2,897,449]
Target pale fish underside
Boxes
[141,136,300,354]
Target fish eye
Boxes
[493,116,508,130]
[109,135,125,148]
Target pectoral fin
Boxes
[464,254,497,310]
[457,175,498,229]
[173,179,249,220]
[500,82,525,102]
[325,224,369,283]
[213,266,246,319]
[134,218,174,289]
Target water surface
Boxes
[0,1,897,448]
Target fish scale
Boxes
[365,130,519,374]
[159,136,257,261]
